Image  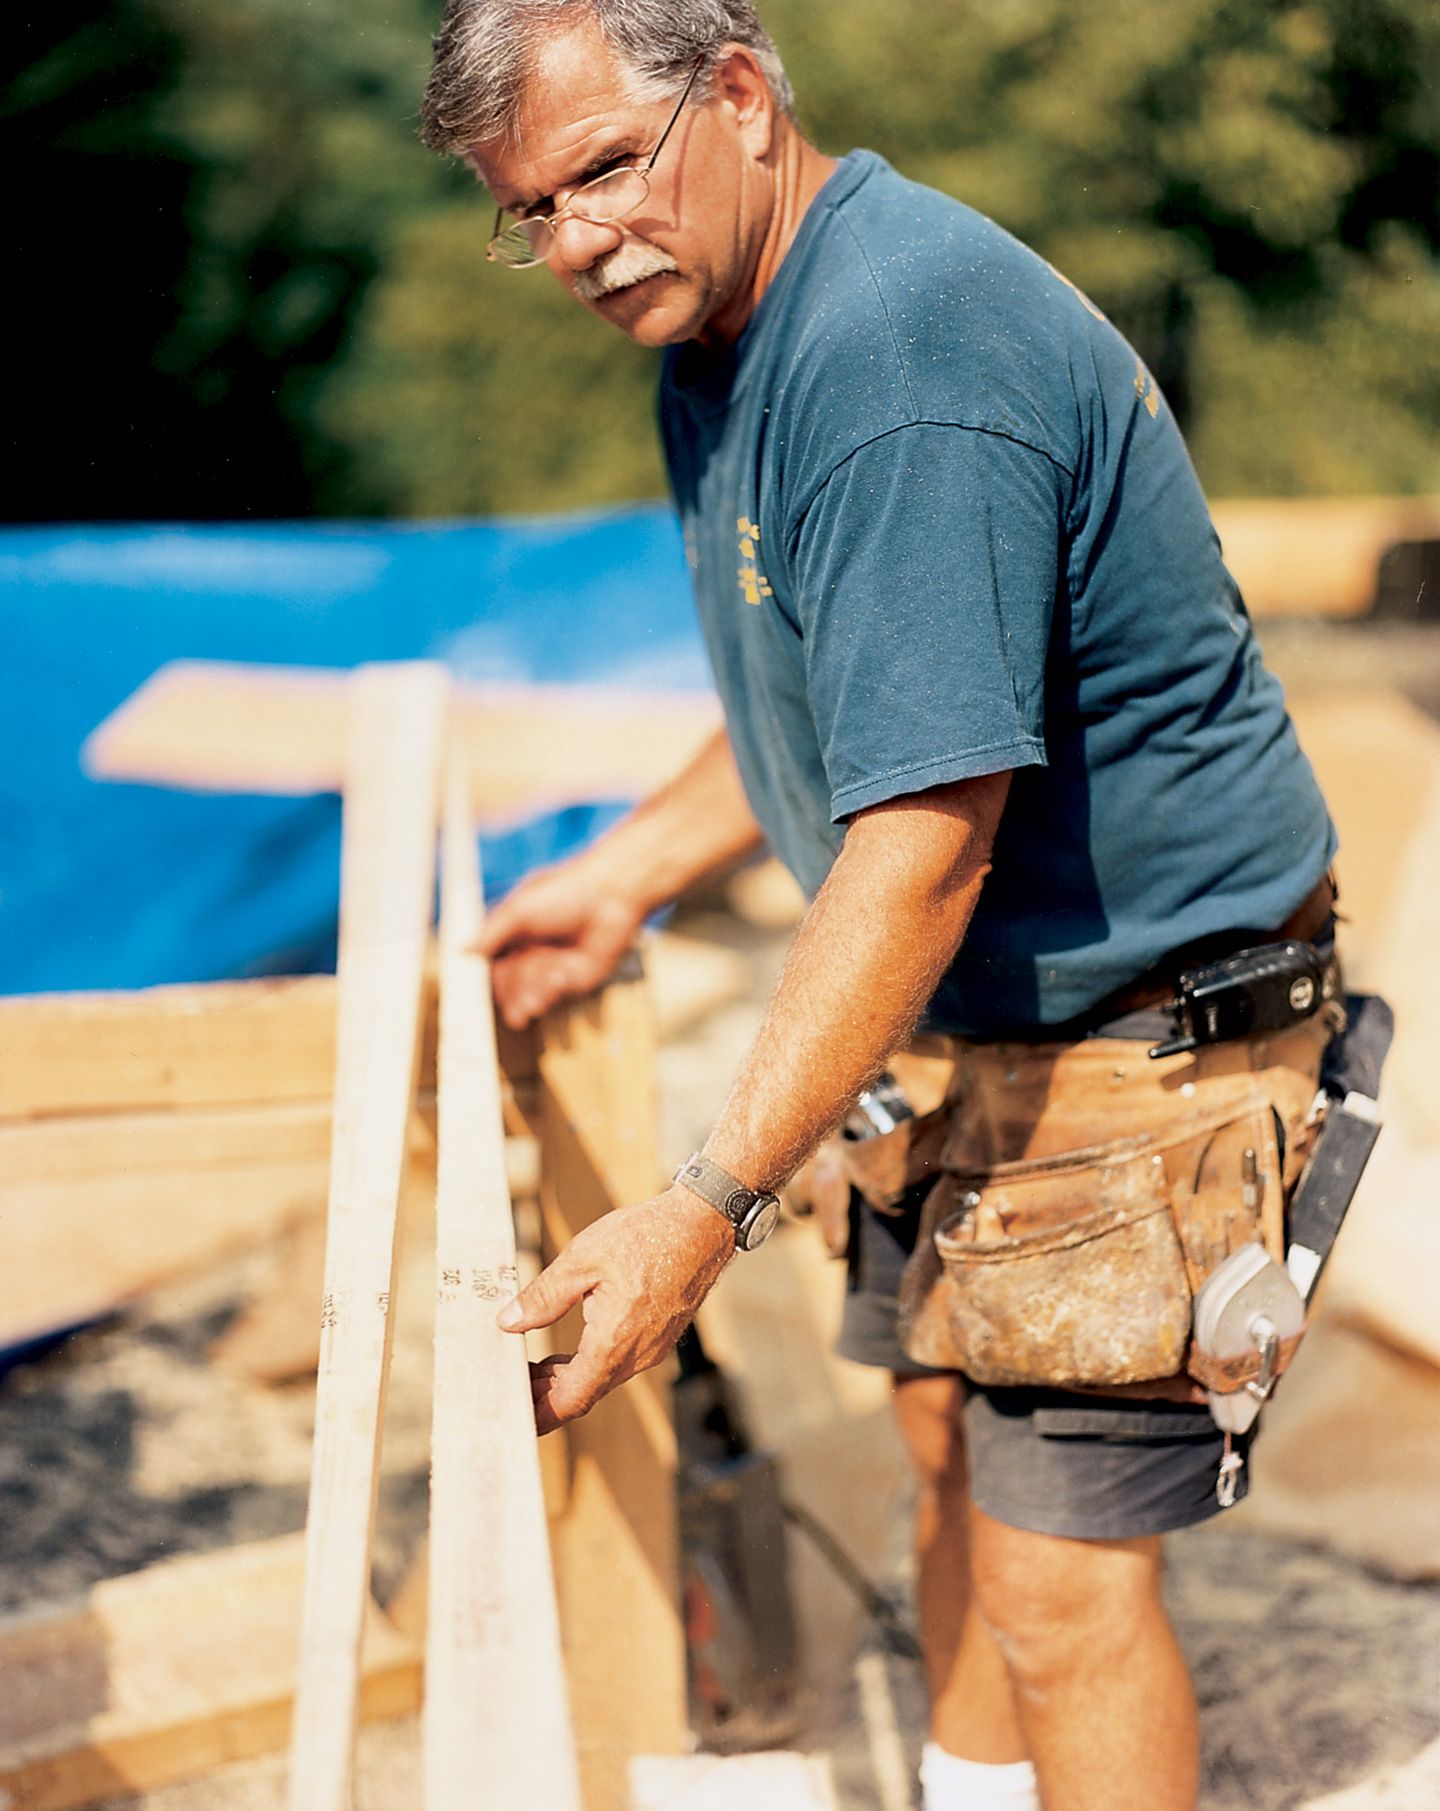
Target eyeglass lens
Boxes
[490,167,650,266]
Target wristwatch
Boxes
[673,1153,782,1252]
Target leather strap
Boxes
[1186,1325,1308,1394]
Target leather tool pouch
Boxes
[898,1089,1287,1388]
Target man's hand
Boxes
[474,856,644,1029]
[497,1185,735,1434]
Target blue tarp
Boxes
[0,509,710,995]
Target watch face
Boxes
[737,1195,782,1252]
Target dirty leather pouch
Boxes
[898,1092,1287,1387]
[901,1137,1190,1385]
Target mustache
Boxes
[572,241,679,301]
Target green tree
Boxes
[335,0,1439,508]
[10,0,1439,520]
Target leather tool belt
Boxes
[813,875,1346,1401]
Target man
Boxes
[420,8,1338,1809]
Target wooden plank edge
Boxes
[423,747,580,1810]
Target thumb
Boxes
[497,1250,589,1334]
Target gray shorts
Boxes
[838,1180,1252,1541]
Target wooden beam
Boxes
[0,1535,419,1811]
[0,970,543,1126]
[537,970,687,1811]
[0,1161,329,1355]
[0,1099,538,1193]
[0,1097,536,1364]
[0,976,344,1120]
[630,1753,841,1810]
[1210,494,1440,619]
[424,753,581,1810]
[287,663,447,1811]
[82,659,721,816]
[1,1098,337,1181]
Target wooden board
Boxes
[0,976,343,1120]
[537,972,687,1811]
[1,1099,537,1193]
[0,970,544,1127]
[287,663,447,1811]
[0,1161,329,1354]
[0,1104,530,1365]
[1211,494,1440,618]
[423,753,580,1810]
[0,1535,419,1811]
[630,1752,840,1809]
[1,1099,339,1182]
[82,659,721,818]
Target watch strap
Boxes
[673,1152,779,1249]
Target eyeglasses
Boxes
[486,58,705,269]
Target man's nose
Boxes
[548,212,624,271]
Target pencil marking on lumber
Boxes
[423,746,581,1810]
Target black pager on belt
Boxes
[1148,939,1327,1060]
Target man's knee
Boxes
[969,1508,1166,1692]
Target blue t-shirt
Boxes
[659,151,1336,1034]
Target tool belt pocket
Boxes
[897,1091,1284,1388]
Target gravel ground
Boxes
[2,1267,1434,1810]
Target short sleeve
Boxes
[787,423,1062,821]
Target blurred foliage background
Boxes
[9,0,1440,523]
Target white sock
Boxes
[919,1740,1040,1811]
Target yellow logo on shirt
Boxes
[1133,358,1160,418]
[736,515,773,605]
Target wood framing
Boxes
[0,1160,330,1353]
[0,1098,537,1192]
[0,976,342,1119]
[537,969,688,1811]
[0,975,446,1122]
[423,754,581,1810]
[286,663,447,1811]
[0,1100,534,1362]
[0,1535,419,1811]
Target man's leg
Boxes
[968,1506,1199,1811]
[894,1374,1025,1760]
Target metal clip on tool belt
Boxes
[1191,1086,1384,1412]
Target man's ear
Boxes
[712,44,776,160]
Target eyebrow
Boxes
[504,137,644,216]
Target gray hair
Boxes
[419,0,795,155]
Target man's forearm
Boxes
[582,725,765,913]
[702,771,1011,1190]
